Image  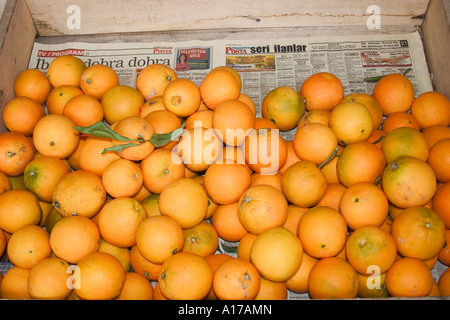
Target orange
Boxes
[308,257,359,299]
[320,145,343,184]
[432,182,450,228]
[381,127,429,164]
[293,123,338,166]
[381,111,420,133]
[78,136,121,177]
[385,257,433,297]
[281,160,328,208]
[255,277,288,300]
[212,202,248,242]
[62,94,104,127]
[283,205,308,236]
[237,185,288,235]
[261,86,305,131]
[144,109,182,150]
[0,266,31,299]
[99,238,131,272]
[244,128,287,175]
[2,96,46,136]
[329,101,374,146]
[101,85,144,124]
[212,99,255,147]
[185,110,215,131]
[220,145,247,167]
[339,182,389,230]
[203,162,252,205]
[250,172,282,191]
[285,252,318,294]
[345,225,397,275]
[0,171,12,195]
[372,73,415,115]
[297,206,348,259]
[367,129,386,149]
[98,197,148,248]
[238,93,257,115]
[101,158,143,198]
[357,272,390,298]
[212,257,260,300]
[438,266,450,296]
[46,85,84,115]
[52,169,106,218]
[422,125,450,148]
[153,282,168,300]
[278,140,301,175]
[111,116,155,161]
[32,114,80,159]
[182,220,219,257]
[140,95,166,118]
[254,117,278,130]
[427,138,450,183]
[250,226,303,282]
[80,64,120,100]
[341,93,383,131]
[297,109,331,128]
[43,207,63,234]
[159,177,209,229]
[200,66,241,110]
[162,78,201,117]
[0,225,6,256]
[0,189,41,234]
[136,63,178,100]
[158,252,213,300]
[129,245,162,281]
[47,55,87,88]
[0,131,35,176]
[410,91,450,129]
[50,215,100,264]
[23,155,70,202]
[336,141,386,187]
[7,224,51,269]
[316,183,347,212]
[135,215,184,264]
[27,257,73,299]
[438,229,450,266]
[14,68,51,105]
[117,272,154,300]
[381,156,436,208]
[75,251,126,300]
[390,206,446,260]
[299,72,344,111]
[237,232,258,261]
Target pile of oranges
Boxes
[0,54,449,300]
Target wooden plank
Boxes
[26,0,429,36]
[0,0,37,133]
[422,0,450,99]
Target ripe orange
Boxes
[0,189,41,234]
[422,125,450,148]
[117,272,154,300]
[47,55,87,88]
[250,226,303,282]
[212,257,260,300]
[316,182,347,212]
[410,91,450,129]
[0,131,35,176]
[144,109,182,150]
[52,169,106,218]
[80,64,120,100]
[381,156,436,208]
[101,158,143,198]
[3,96,46,136]
[381,111,420,133]
[211,202,248,242]
[101,85,144,124]
[372,73,415,115]
[438,229,450,266]
[0,171,12,195]
[99,238,131,272]
[97,197,148,248]
[381,127,429,164]
[237,185,288,235]
[427,138,450,183]
[50,215,100,264]
[46,85,84,115]
[158,252,213,300]
[203,162,252,205]
[438,266,450,296]
[432,181,450,228]
[390,206,446,260]
[357,272,390,298]
[200,66,241,110]
[367,129,385,149]
[281,160,328,208]
[162,78,201,117]
[136,63,178,100]
[300,72,344,111]
[32,114,80,159]
[135,215,184,264]
[385,257,434,297]
[283,205,308,236]
[261,86,305,131]
[250,172,282,191]
[293,123,338,166]
[255,276,288,300]
[182,220,219,257]
[297,109,331,128]
[329,101,374,146]
[339,182,389,230]
[238,93,257,115]
[308,257,359,299]
[158,177,209,229]
[254,117,278,130]
[237,232,258,261]
[14,68,51,104]
[78,136,121,177]
[0,266,31,299]
[278,140,301,175]
[185,110,215,131]
[285,252,318,294]
[75,251,126,300]
[62,94,104,127]
[297,206,348,259]
[140,95,166,117]
[129,245,162,281]
[341,93,383,131]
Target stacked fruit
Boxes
[0,55,449,300]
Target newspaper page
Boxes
[28,31,444,299]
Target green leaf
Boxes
[150,122,186,147]
[101,142,140,154]
[74,121,131,142]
